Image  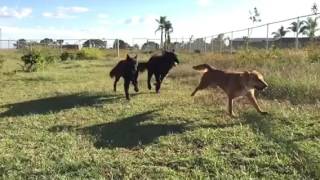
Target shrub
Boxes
[76,48,105,60]
[21,51,42,72]
[45,55,58,64]
[21,50,57,72]
[61,51,78,61]
[60,51,69,61]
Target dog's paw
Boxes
[229,113,237,118]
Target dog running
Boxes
[138,50,179,93]
[110,54,139,100]
[191,64,268,117]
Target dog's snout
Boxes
[262,81,268,89]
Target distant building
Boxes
[62,44,80,50]
[141,41,159,52]
[232,37,317,49]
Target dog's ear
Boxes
[251,70,262,76]
[126,54,130,60]
[134,54,138,59]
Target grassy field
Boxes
[0,49,319,179]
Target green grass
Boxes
[0,49,319,179]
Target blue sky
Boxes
[0,0,318,43]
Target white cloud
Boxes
[43,6,89,19]
[0,6,32,18]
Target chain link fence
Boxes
[1,13,319,55]
[133,13,320,53]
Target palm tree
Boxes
[272,26,288,47]
[311,2,318,14]
[302,17,319,40]
[287,21,306,35]
[164,20,173,50]
[155,16,167,49]
[272,26,288,39]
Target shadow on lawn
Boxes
[0,93,136,117]
[79,110,187,149]
[49,109,250,149]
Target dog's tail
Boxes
[137,62,148,72]
[192,64,214,72]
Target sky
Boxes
[0,0,318,45]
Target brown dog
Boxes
[191,64,268,117]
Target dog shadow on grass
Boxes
[49,109,251,149]
[50,110,187,149]
[242,112,320,178]
[0,93,143,118]
[81,110,189,149]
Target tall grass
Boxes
[171,48,320,105]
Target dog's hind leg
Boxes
[124,79,131,100]
[228,97,236,117]
[155,73,161,93]
[147,71,153,90]
[113,76,120,92]
[246,91,267,115]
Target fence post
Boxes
[247,28,250,50]
[266,23,270,50]
[204,37,207,53]
[210,36,213,52]
[117,39,120,57]
[219,36,223,54]
[295,17,300,49]
[230,31,233,54]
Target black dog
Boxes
[110,54,139,100]
[138,51,179,93]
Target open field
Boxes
[0,49,319,179]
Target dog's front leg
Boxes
[124,79,131,100]
[246,91,267,115]
[228,96,236,117]
[113,76,120,92]
[191,87,199,97]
